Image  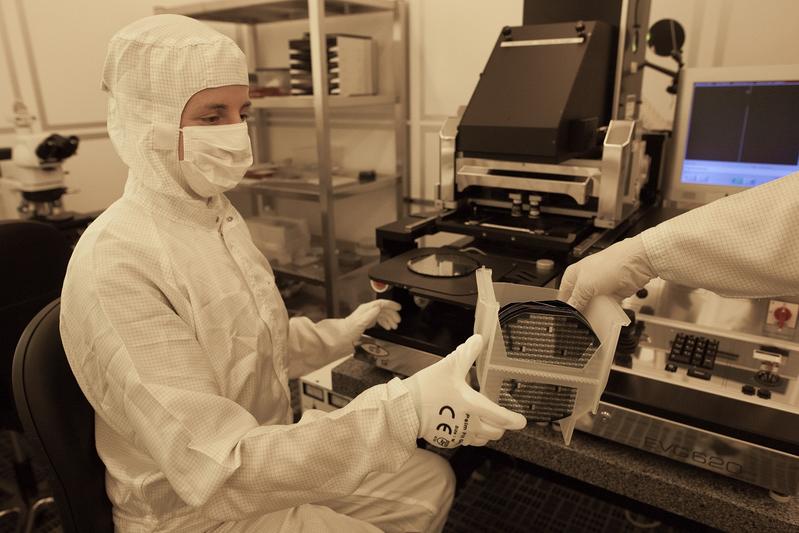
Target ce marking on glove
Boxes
[436,405,456,435]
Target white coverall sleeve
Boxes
[287,317,359,378]
[89,250,419,521]
[641,173,799,298]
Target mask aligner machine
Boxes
[359,2,799,498]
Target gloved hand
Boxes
[558,234,657,312]
[342,299,402,341]
[403,334,527,449]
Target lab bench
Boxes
[330,356,799,533]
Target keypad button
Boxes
[757,388,772,400]
[742,385,756,395]
[687,368,712,380]
[669,332,720,368]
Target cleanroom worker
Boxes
[559,173,799,310]
[59,14,526,533]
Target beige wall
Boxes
[1,0,797,223]
[0,0,198,217]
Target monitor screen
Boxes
[679,80,799,188]
[667,66,799,205]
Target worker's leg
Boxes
[214,448,455,533]
[316,447,456,533]
[214,503,384,532]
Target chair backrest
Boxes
[13,300,114,533]
[0,220,72,430]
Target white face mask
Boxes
[179,122,253,197]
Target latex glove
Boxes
[343,299,402,340]
[558,234,657,312]
[403,334,527,449]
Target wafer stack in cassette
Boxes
[288,33,376,96]
[474,267,629,445]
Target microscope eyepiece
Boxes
[35,134,79,162]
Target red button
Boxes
[774,306,792,328]
[370,280,390,293]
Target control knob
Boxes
[773,306,792,329]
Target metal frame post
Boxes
[392,0,409,219]
[308,0,340,317]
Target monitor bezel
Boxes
[665,64,799,206]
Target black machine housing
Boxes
[366,0,668,354]
[459,21,614,163]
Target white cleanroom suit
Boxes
[559,173,799,309]
[60,14,452,532]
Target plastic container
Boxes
[355,237,380,263]
[246,215,310,266]
[474,267,630,445]
[251,68,290,97]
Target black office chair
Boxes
[0,220,73,532]
[13,300,114,533]
[0,221,72,430]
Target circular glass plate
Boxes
[406,252,481,278]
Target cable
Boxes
[460,246,487,256]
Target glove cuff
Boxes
[628,233,658,281]
[338,315,365,346]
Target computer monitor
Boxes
[665,64,799,206]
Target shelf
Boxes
[250,94,397,109]
[237,173,399,199]
[273,257,377,285]
[273,261,326,284]
[154,0,395,24]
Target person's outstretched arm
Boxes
[287,300,401,378]
[559,173,799,310]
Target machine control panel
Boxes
[668,333,719,370]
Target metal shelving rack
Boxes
[155,0,408,316]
